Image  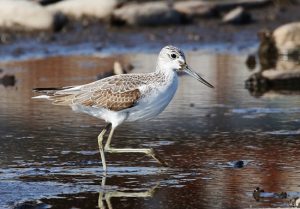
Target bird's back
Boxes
[33,73,162,112]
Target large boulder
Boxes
[258,22,300,59]
[273,22,300,54]
[45,0,117,20]
[0,0,53,31]
[111,2,182,26]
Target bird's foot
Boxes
[150,150,169,167]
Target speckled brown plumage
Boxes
[42,72,166,111]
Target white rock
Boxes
[112,2,182,26]
[113,61,124,75]
[0,0,53,30]
[222,6,251,24]
[174,1,216,18]
[273,22,300,54]
[46,0,117,20]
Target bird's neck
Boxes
[154,63,177,81]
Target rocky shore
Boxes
[0,0,299,59]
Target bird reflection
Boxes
[98,175,158,209]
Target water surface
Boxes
[0,51,300,209]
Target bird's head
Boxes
[158,45,214,88]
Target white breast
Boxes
[125,73,178,122]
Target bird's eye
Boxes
[170,53,177,59]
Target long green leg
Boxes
[104,127,168,166]
[98,123,112,173]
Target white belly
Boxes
[125,75,178,122]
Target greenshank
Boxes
[33,45,214,172]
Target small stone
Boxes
[245,54,256,70]
[52,12,68,32]
[253,187,264,201]
[222,6,252,25]
[0,75,16,87]
[232,160,244,168]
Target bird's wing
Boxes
[51,74,147,111]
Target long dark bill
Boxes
[183,65,214,88]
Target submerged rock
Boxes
[227,160,245,168]
[111,2,182,26]
[222,6,252,24]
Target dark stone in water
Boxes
[253,187,264,201]
[232,160,244,168]
[245,54,256,70]
[14,201,49,209]
[0,75,16,87]
[53,12,69,32]
[39,0,63,6]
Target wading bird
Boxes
[33,46,214,172]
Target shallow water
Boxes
[0,51,300,209]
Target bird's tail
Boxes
[32,87,72,99]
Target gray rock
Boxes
[273,22,300,55]
[111,2,182,26]
[222,6,252,24]
[212,0,271,11]
[174,1,218,18]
